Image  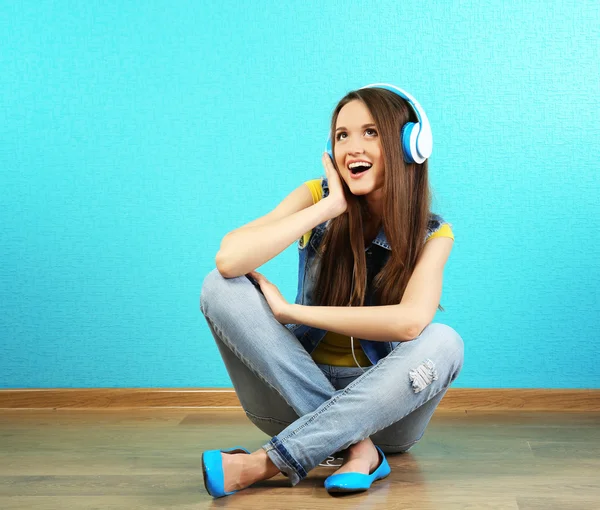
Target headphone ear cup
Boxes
[401,122,416,163]
[401,122,426,164]
[326,137,333,159]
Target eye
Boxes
[335,131,347,141]
[365,128,377,136]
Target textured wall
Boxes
[1,1,599,389]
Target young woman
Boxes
[199,84,464,498]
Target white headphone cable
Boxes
[349,267,366,373]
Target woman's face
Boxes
[334,99,384,195]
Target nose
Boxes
[346,138,365,155]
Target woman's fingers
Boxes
[322,152,334,172]
[250,270,266,282]
[321,151,348,215]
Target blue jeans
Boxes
[199,268,464,486]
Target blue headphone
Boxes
[326,83,433,164]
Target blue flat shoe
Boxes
[201,446,250,498]
[324,446,391,493]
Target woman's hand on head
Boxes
[322,152,347,217]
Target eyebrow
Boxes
[335,123,376,132]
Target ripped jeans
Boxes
[199,268,464,486]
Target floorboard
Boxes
[0,409,598,509]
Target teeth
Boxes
[348,161,372,169]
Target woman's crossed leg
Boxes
[199,268,464,488]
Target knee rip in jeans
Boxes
[409,358,438,393]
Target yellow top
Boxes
[302,178,454,367]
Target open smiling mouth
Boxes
[348,162,372,176]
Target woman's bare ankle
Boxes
[247,449,280,480]
[224,449,279,491]
[332,439,379,476]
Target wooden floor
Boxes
[0,409,599,509]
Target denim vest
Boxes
[284,177,449,366]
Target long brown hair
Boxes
[314,87,444,312]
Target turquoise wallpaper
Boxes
[1,1,599,388]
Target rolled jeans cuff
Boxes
[262,435,307,486]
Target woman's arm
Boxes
[216,193,342,278]
[217,154,347,278]
[286,304,422,342]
